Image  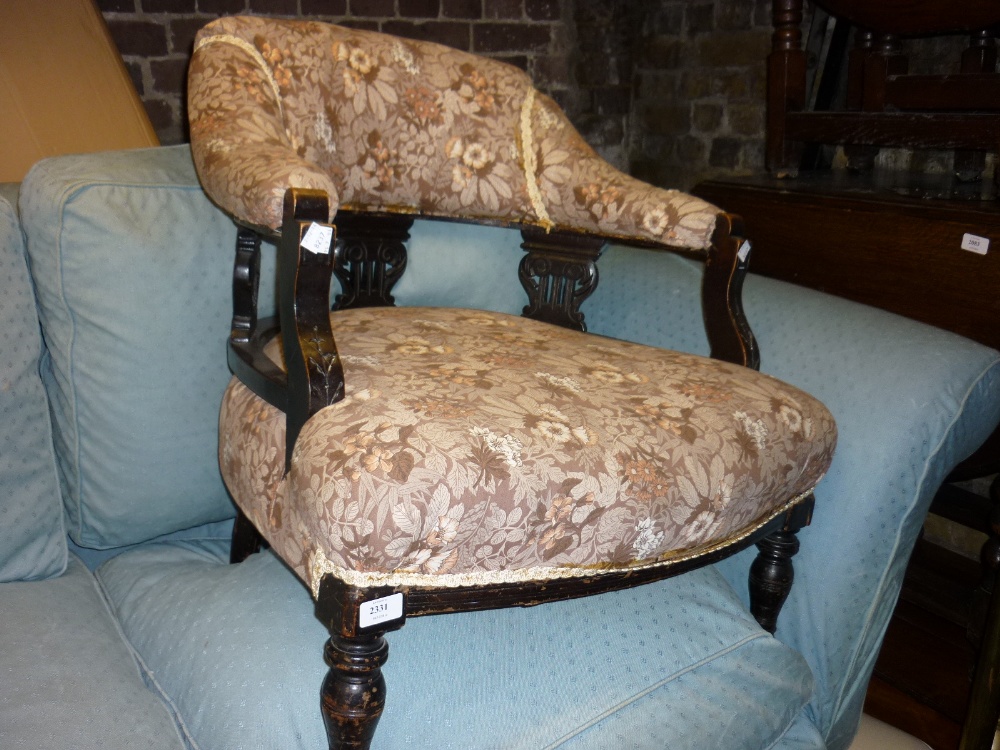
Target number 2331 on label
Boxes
[359,593,404,628]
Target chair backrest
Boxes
[188,16,720,251]
[767,0,1000,185]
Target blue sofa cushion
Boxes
[0,555,185,750]
[17,147,257,548]
[96,541,816,750]
[0,194,66,582]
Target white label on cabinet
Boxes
[300,222,334,254]
[961,233,989,255]
[359,593,404,628]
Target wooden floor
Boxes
[864,539,984,750]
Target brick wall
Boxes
[98,0,576,146]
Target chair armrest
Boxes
[275,188,344,468]
[189,35,339,231]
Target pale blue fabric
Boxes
[97,541,816,750]
[0,195,66,581]
[17,147,277,548]
[68,518,236,571]
[0,555,184,750]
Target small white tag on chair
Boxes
[300,222,333,255]
[961,233,989,255]
[359,592,404,629]
[737,240,752,262]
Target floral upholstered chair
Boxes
[188,16,837,749]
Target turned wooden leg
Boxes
[749,529,801,634]
[321,633,390,750]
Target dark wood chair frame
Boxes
[768,0,1000,182]
[225,188,815,750]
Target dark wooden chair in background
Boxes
[695,2,1000,748]
[767,0,1000,186]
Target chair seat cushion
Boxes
[220,307,836,595]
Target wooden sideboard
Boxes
[695,174,1000,352]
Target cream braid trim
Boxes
[519,87,554,232]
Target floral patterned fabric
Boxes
[219,307,836,597]
[188,16,721,250]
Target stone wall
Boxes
[628,0,776,188]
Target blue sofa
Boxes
[1,145,997,750]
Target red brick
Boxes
[571,0,611,26]
[399,0,440,17]
[382,21,471,50]
[473,22,550,53]
[592,85,629,116]
[142,0,196,11]
[575,51,614,87]
[151,57,189,93]
[442,0,481,19]
[170,17,210,54]
[340,19,380,30]
[97,0,136,12]
[301,0,348,14]
[546,88,571,112]
[250,0,300,13]
[533,53,569,87]
[126,61,145,96]
[493,54,528,71]
[484,0,521,20]
[142,97,175,130]
[198,0,249,12]
[107,20,169,56]
[349,0,394,15]
[524,0,558,21]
